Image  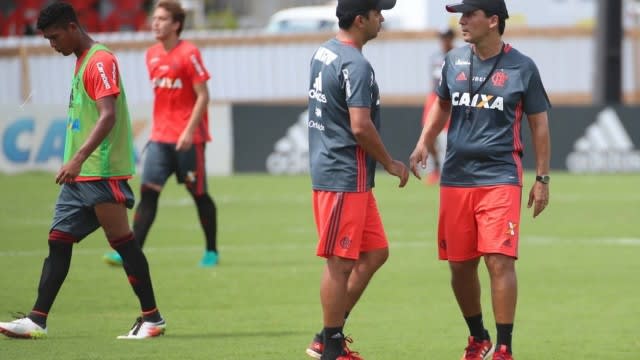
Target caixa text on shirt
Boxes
[451,92,504,111]
[152,77,183,89]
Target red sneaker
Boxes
[461,336,494,360]
[492,345,513,360]
[337,351,363,360]
[305,333,323,359]
[337,337,363,359]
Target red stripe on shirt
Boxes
[356,146,366,192]
[513,100,524,152]
[512,100,524,185]
[512,150,523,186]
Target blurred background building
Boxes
[3,0,640,35]
[0,0,334,36]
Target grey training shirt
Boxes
[308,38,381,192]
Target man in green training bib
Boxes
[0,2,166,340]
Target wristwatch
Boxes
[535,175,550,184]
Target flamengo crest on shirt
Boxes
[451,92,504,111]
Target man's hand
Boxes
[527,182,549,218]
[176,129,194,151]
[409,144,429,179]
[385,159,409,188]
[55,157,82,185]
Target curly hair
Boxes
[37,2,79,31]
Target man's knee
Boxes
[141,183,162,194]
[327,256,356,276]
[449,257,481,277]
[108,232,135,249]
[139,184,161,204]
[484,254,515,277]
[357,247,389,271]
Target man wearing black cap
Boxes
[305,0,407,359]
[410,1,551,359]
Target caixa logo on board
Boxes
[0,105,151,174]
[1,117,66,173]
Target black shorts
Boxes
[50,180,135,242]
[141,141,208,195]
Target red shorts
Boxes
[313,190,388,260]
[438,185,522,261]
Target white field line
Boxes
[0,237,638,257]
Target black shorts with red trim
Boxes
[50,180,134,242]
[141,141,208,195]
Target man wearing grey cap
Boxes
[410,1,552,359]
[306,0,407,359]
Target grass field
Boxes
[0,172,638,359]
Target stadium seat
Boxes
[59,0,100,33]
[0,11,7,37]
[103,11,149,32]
[5,9,27,36]
[79,8,102,33]
[111,0,144,11]
[67,0,100,12]
[103,0,149,32]
[4,0,46,36]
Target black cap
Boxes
[446,0,509,19]
[336,0,396,20]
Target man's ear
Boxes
[488,14,499,31]
[68,22,80,33]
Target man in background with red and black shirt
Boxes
[103,0,218,268]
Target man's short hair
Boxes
[336,0,396,30]
[156,0,187,36]
[37,2,79,31]
[438,27,455,39]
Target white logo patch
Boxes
[314,47,338,65]
[342,69,351,98]
[309,72,327,103]
[96,62,111,90]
